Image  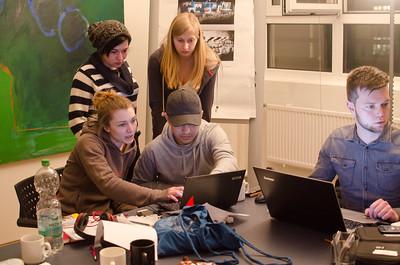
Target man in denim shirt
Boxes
[311,66,400,222]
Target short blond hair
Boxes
[346,66,389,103]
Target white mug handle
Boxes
[244,180,250,194]
[42,242,52,258]
[142,252,148,264]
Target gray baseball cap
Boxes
[166,89,202,127]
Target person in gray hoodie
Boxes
[132,88,238,188]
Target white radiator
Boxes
[265,104,353,169]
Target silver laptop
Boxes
[180,170,246,209]
[253,167,378,234]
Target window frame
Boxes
[265,10,400,118]
[265,12,400,82]
[284,0,342,15]
[343,0,399,14]
[266,0,284,16]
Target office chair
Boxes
[14,167,64,228]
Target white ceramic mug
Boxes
[0,258,24,265]
[238,180,249,201]
[20,234,51,264]
[99,247,126,265]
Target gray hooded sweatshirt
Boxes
[132,120,238,187]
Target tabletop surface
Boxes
[0,197,333,265]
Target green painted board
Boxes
[0,0,124,164]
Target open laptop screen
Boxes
[180,170,246,209]
[253,167,346,234]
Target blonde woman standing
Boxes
[148,12,220,139]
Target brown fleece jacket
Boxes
[58,122,167,214]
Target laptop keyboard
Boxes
[344,218,363,230]
[156,201,180,212]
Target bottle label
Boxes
[38,221,52,237]
[50,219,63,237]
[37,209,63,238]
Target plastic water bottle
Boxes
[34,159,63,253]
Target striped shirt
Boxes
[68,62,139,137]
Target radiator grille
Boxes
[265,104,352,168]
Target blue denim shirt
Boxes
[311,124,400,211]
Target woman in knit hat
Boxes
[148,13,220,139]
[68,20,139,137]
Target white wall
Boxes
[246,0,267,192]
[216,121,249,172]
[124,0,150,150]
[0,153,69,244]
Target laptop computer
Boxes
[179,169,246,209]
[253,167,378,234]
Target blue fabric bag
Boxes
[154,205,292,265]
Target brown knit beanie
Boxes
[87,20,131,53]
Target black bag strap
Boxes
[178,209,292,265]
[235,231,292,265]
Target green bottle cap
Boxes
[41,159,50,167]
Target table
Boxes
[0,198,332,264]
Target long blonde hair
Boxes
[93,91,133,130]
[160,12,220,90]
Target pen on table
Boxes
[89,245,97,261]
[128,220,152,226]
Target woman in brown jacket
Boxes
[59,91,183,214]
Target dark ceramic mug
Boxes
[130,239,155,265]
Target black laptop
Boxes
[253,167,378,234]
[179,169,246,209]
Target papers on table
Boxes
[204,203,249,223]
[95,220,158,260]
[126,214,160,226]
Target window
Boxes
[267,0,283,16]
[268,24,332,72]
[283,0,341,15]
[343,24,400,75]
[298,0,337,2]
[344,0,400,13]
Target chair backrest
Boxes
[14,166,64,228]
[125,130,141,181]
[14,176,39,227]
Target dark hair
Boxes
[101,35,131,56]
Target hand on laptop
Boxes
[165,186,184,202]
[365,198,399,222]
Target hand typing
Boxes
[166,186,184,202]
[365,198,399,222]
